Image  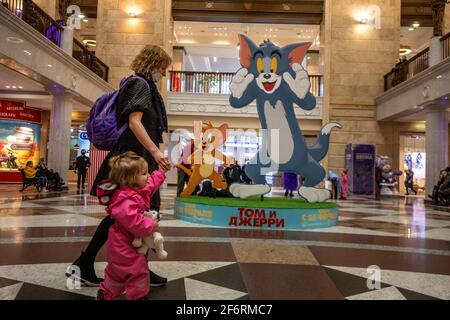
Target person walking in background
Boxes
[404,169,417,195]
[283,172,298,198]
[74,149,90,190]
[339,169,348,200]
[327,171,341,200]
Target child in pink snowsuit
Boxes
[97,151,168,300]
[340,169,348,200]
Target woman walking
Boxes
[66,45,172,287]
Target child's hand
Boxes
[160,163,173,173]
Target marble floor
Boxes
[0,183,449,300]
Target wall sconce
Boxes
[358,5,381,30]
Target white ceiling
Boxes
[174,21,320,73]
[0,64,89,112]
[174,21,320,49]
[400,26,433,56]
[0,64,45,92]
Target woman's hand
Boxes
[152,149,171,171]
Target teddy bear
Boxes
[132,210,168,260]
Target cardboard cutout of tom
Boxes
[229,34,341,203]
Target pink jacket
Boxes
[105,170,165,265]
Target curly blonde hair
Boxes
[108,151,148,188]
[130,45,172,78]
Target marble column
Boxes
[47,92,73,185]
[429,36,443,67]
[425,105,448,196]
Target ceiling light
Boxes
[47,64,53,67]
[12,86,17,89]
[23,50,31,55]
[400,46,412,56]
[83,19,88,22]
[5,86,10,89]
[79,14,85,19]
[212,41,230,45]
[412,22,420,29]
[82,39,97,47]
[6,37,24,43]
[18,86,23,89]
[128,12,137,18]
[408,27,414,31]
[360,18,368,24]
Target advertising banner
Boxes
[0,100,42,124]
[0,120,41,168]
[175,201,339,230]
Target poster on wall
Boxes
[0,120,41,169]
[411,152,426,179]
[0,101,41,169]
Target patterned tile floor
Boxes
[0,183,449,300]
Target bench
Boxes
[19,169,43,192]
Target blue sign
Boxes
[77,131,90,157]
[175,200,339,230]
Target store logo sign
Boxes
[79,132,89,140]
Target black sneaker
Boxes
[149,269,167,287]
[65,251,103,287]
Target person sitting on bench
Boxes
[24,161,48,192]
[37,158,63,191]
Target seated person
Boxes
[429,170,447,204]
[24,161,48,192]
[437,169,450,205]
[37,158,63,191]
[223,162,242,187]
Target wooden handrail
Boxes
[441,31,450,42]
[383,47,429,91]
[441,31,450,60]
[72,38,109,81]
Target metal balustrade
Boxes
[168,71,323,97]
[1,0,109,81]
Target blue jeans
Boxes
[38,176,47,188]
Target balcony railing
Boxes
[73,38,109,81]
[168,71,323,97]
[442,32,450,61]
[1,0,109,81]
[384,48,429,91]
[2,0,63,46]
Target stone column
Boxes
[47,92,73,185]
[96,0,173,88]
[425,105,448,196]
[322,0,400,174]
[429,37,443,67]
[445,4,450,35]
